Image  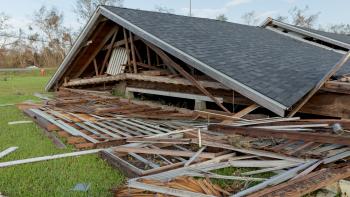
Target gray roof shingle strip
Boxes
[103,6,349,108]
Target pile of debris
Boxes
[14,89,350,196]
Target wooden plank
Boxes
[247,164,350,197]
[232,104,259,118]
[100,28,119,75]
[323,81,350,94]
[113,147,216,159]
[145,41,231,113]
[126,87,224,103]
[0,149,102,168]
[0,147,18,158]
[288,52,350,117]
[129,31,138,73]
[184,146,207,167]
[209,124,350,146]
[147,46,151,66]
[123,28,131,66]
[93,59,99,76]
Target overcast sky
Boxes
[0,0,349,32]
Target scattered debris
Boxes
[115,176,229,197]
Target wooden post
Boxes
[123,28,131,72]
[129,32,138,73]
[93,59,99,76]
[146,46,151,66]
[100,28,119,75]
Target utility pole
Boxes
[189,0,192,16]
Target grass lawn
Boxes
[0,70,124,197]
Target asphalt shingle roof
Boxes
[103,6,349,109]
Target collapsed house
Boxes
[10,6,350,196]
[46,6,350,118]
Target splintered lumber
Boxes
[288,52,350,117]
[195,110,243,121]
[208,124,350,146]
[0,147,18,158]
[247,164,350,197]
[323,81,350,94]
[0,149,102,168]
[119,177,229,197]
[233,161,316,197]
[113,147,216,159]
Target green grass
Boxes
[0,71,124,197]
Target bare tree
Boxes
[289,6,320,28]
[0,12,11,48]
[154,5,175,14]
[32,6,73,67]
[75,0,124,24]
[241,11,259,26]
[216,14,228,22]
[327,24,350,35]
[275,15,288,23]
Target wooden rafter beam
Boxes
[129,31,138,73]
[144,41,231,113]
[73,26,119,78]
[100,28,119,75]
[288,52,350,117]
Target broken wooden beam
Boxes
[113,147,216,159]
[247,164,350,197]
[208,124,350,146]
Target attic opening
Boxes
[267,24,349,52]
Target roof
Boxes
[47,6,350,116]
[298,26,350,45]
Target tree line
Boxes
[0,2,348,68]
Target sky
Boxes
[0,0,349,32]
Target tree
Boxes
[275,15,288,23]
[327,24,350,35]
[154,5,175,14]
[241,11,259,26]
[32,6,73,67]
[75,0,124,24]
[0,12,11,48]
[216,14,228,22]
[288,6,320,28]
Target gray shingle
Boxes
[104,6,350,108]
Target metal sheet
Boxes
[106,47,128,75]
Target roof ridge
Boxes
[101,5,258,29]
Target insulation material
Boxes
[106,48,128,75]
